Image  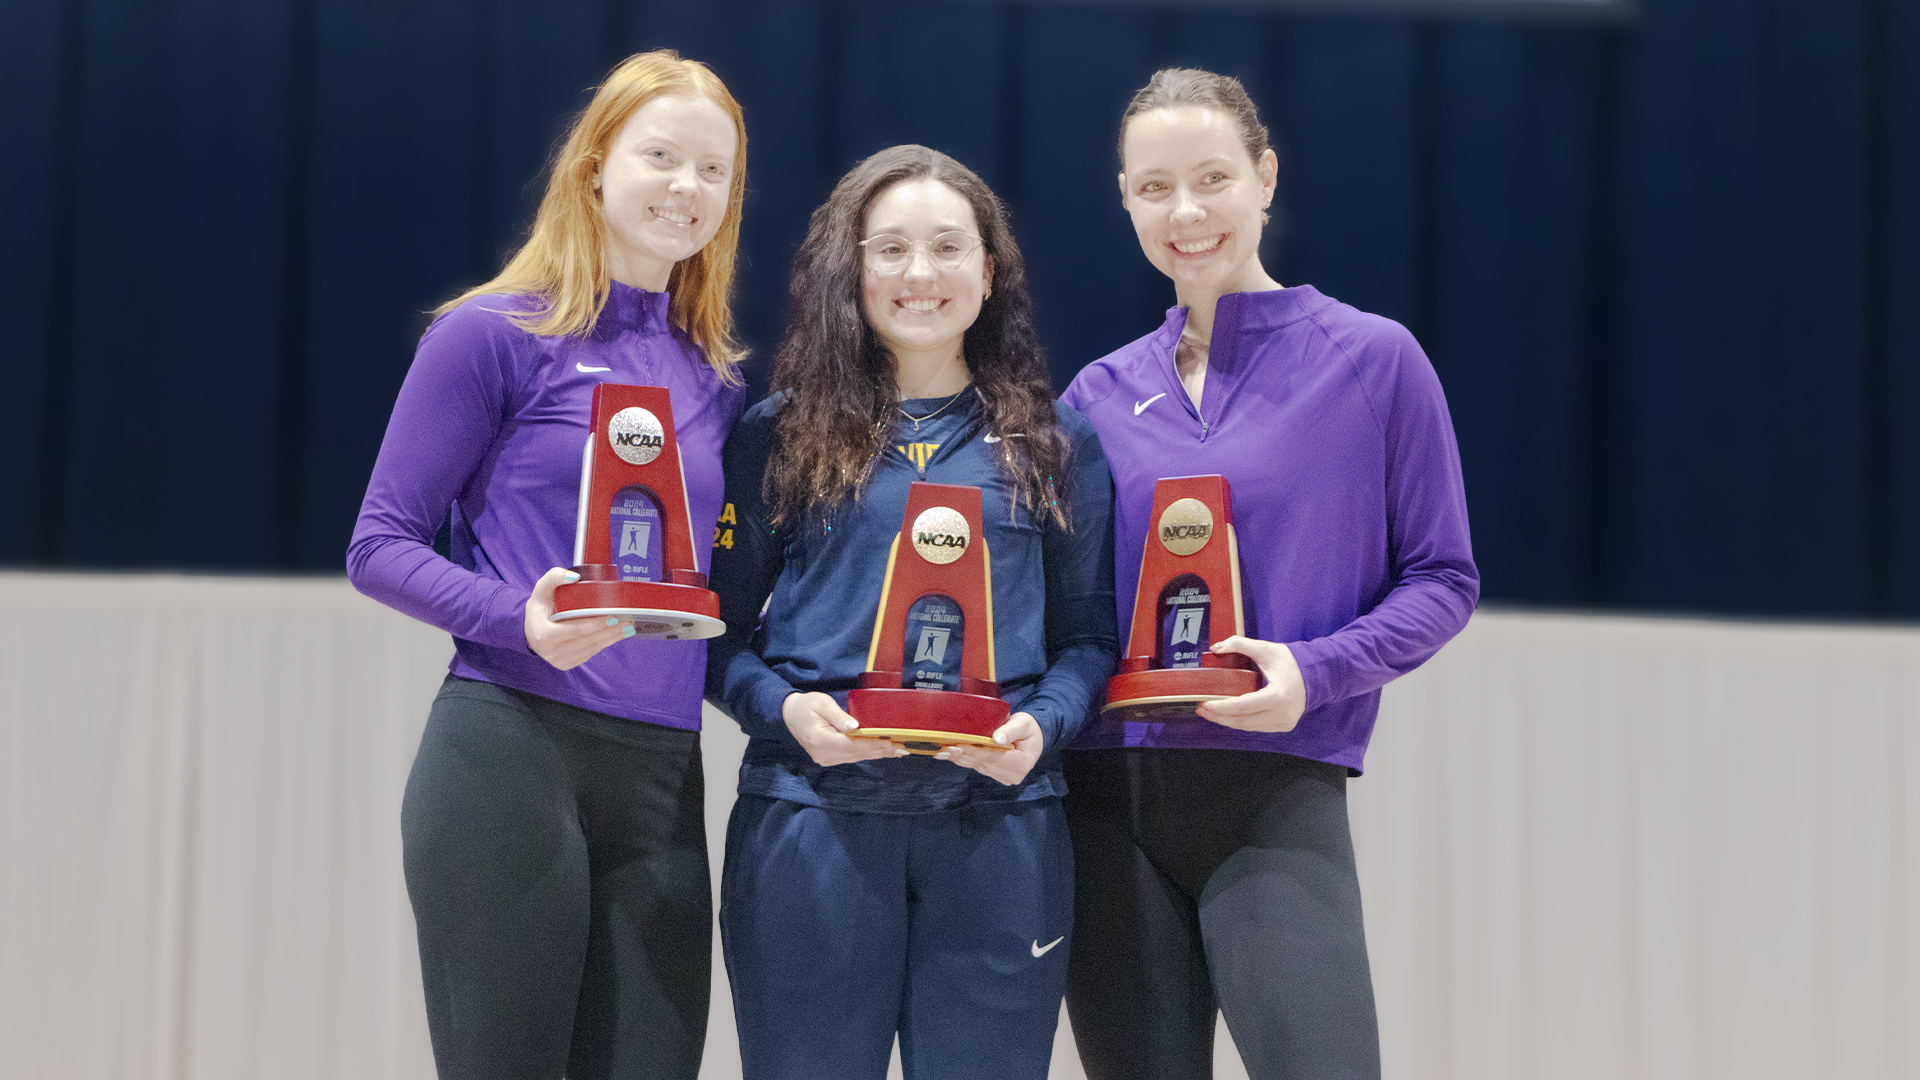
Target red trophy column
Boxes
[1103,474,1260,721]
[551,383,723,640]
[847,482,1011,755]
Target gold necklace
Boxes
[897,387,970,432]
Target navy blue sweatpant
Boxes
[720,793,1073,1080]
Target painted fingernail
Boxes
[621,624,636,638]
[563,570,580,582]
[605,616,619,627]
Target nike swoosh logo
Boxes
[1134,393,1166,415]
[1031,936,1065,958]
[983,434,1002,444]
[577,363,611,373]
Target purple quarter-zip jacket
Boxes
[1059,286,1478,773]
[347,282,744,730]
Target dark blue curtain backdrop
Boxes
[2,0,1914,618]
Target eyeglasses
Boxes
[858,231,984,275]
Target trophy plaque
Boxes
[551,383,724,640]
[847,482,1011,754]
[1102,474,1260,722]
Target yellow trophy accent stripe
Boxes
[1226,524,1246,638]
[851,729,1002,751]
[867,536,903,671]
[981,538,996,682]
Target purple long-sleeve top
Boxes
[1059,285,1478,773]
[347,282,744,729]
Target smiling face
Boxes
[1120,106,1279,301]
[860,179,993,374]
[594,93,738,291]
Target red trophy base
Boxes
[848,672,1011,755]
[551,563,724,640]
[1102,654,1260,723]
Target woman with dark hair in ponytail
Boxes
[706,144,1117,1080]
[1058,68,1479,1080]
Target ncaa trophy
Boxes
[1102,474,1260,721]
[847,482,1011,754]
[550,383,724,640]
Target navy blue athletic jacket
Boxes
[705,389,1118,813]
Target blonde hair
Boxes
[437,50,747,380]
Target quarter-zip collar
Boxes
[590,279,675,341]
[1153,285,1337,441]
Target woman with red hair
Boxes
[348,50,748,1080]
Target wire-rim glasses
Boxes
[858,231,984,275]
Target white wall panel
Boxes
[3,575,1913,1079]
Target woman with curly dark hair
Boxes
[705,144,1118,1080]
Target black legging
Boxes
[401,675,711,1080]
[1062,748,1380,1080]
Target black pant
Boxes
[402,675,710,1080]
[1062,748,1380,1080]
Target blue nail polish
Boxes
[562,570,580,582]
[605,616,619,627]
[621,624,636,638]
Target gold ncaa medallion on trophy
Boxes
[550,383,724,639]
[1103,474,1261,721]
[847,482,1011,754]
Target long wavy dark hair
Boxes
[765,145,1069,528]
